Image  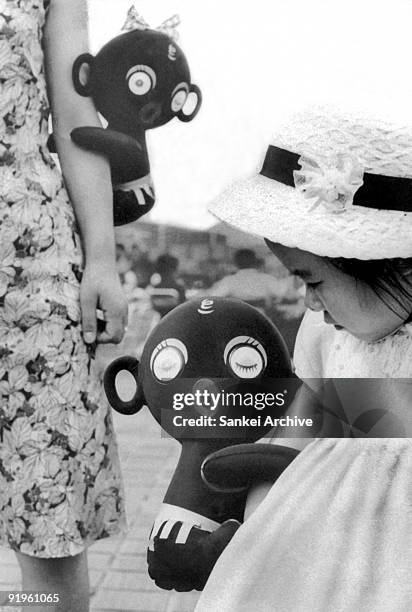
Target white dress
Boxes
[195,311,412,612]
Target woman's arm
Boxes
[44,0,127,343]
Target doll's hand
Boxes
[201,443,300,493]
[80,261,128,345]
[148,519,240,591]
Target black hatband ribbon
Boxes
[260,145,412,213]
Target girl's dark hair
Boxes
[327,257,412,322]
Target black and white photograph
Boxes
[0,0,411,611]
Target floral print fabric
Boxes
[0,0,126,557]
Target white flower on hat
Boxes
[293,152,364,212]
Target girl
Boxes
[0,1,128,610]
[195,107,412,611]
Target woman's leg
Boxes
[16,550,89,612]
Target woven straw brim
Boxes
[209,174,412,260]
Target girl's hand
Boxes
[80,261,128,345]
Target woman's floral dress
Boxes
[0,0,126,557]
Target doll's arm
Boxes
[71,127,149,178]
[202,443,301,522]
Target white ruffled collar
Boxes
[371,321,412,344]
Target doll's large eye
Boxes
[150,338,188,382]
[224,336,267,379]
[127,65,156,96]
[171,83,189,112]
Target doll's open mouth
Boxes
[140,103,162,124]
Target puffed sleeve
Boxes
[293,310,332,380]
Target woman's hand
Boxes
[80,261,128,345]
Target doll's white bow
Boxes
[122,6,180,42]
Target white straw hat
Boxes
[209,107,412,260]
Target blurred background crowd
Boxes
[110,217,306,363]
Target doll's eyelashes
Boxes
[126,65,157,96]
[150,338,188,382]
[223,336,267,380]
[171,82,189,112]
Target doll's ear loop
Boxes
[104,356,145,415]
[177,84,202,122]
[72,53,94,97]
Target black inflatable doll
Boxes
[52,7,202,226]
[104,297,300,591]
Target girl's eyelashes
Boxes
[305,280,322,289]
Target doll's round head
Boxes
[82,29,201,130]
[136,297,292,440]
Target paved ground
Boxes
[0,305,201,612]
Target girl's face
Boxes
[267,243,410,342]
